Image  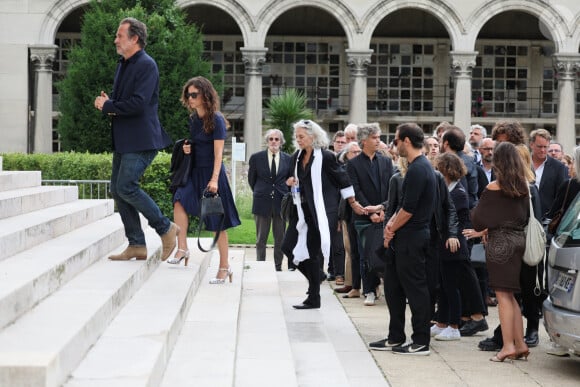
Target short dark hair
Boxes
[121,17,147,48]
[397,123,424,149]
[441,126,466,152]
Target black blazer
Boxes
[281,149,353,260]
[537,157,569,217]
[248,150,291,217]
[102,50,172,153]
[346,152,394,221]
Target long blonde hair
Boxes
[515,143,536,184]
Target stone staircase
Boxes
[0,170,387,387]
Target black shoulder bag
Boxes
[196,189,225,252]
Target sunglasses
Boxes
[392,138,399,146]
[185,92,199,99]
[268,137,280,142]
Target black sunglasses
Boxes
[268,137,280,142]
[185,92,199,99]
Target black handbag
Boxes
[196,189,225,252]
[363,223,388,277]
[280,191,295,221]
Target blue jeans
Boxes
[110,151,170,246]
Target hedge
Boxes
[1,152,174,220]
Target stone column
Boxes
[450,51,477,132]
[345,49,372,125]
[240,47,267,161]
[553,54,580,153]
[30,45,57,154]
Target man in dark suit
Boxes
[94,17,176,262]
[530,129,569,218]
[248,129,293,271]
[347,123,394,306]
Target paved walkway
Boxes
[239,245,580,387]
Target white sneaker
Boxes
[435,326,461,341]
[430,324,446,337]
[364,293,376,306]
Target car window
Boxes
[553,192,580,247]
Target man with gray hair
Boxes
[469,124,487,166]
[248,129,294,271]
[347,123,394,306]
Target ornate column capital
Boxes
[450,51,478,79]
[30,44,58,71]
[553,54,580,81]
[240,47,267,76]
[345,49,372,77]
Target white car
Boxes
[543,193,580,355]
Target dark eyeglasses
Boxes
[298,119,312,127]
[185,92,199,99]
[392,138,399,146]
[268,137,280,142]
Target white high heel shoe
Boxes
[209,267,233,284]
[167,249,190,266]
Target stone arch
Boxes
[465,0,569,51]
[38,0,90,43]
[571,11,580,51]
[255,0,358,47]
[361,0,463,50]
[177,0,253,44]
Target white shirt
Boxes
[533,158,547,189]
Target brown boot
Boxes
[109,245,147,261]
[160,222,179,261]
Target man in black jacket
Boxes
[248,129,293,271]
[347,123,394,306]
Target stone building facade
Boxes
[1,0,579,158]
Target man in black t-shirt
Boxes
[369,123,436,356]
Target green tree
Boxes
[57,0,218,152]
[265,89,314,153]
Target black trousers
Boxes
[329,221,345,276]
[296,203,322,303]
[519,262,544,332]
[384,229,431,346]
[347,220,361,290]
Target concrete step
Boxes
[160,249,246,387]
[0,213,125,330]
[64,238,213,387]
[0,199,114,261]
[234,261,298,387]
[0,228,162,387]
[0,185,78,220]
[0,171,41,192]
[277,271,388,387]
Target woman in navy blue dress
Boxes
[169,76,241,283]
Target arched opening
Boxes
[52,6,87,152]
[184,5,244,138]
[473,10,556,133]
[264,6,347,133]
[370,8,451,137]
